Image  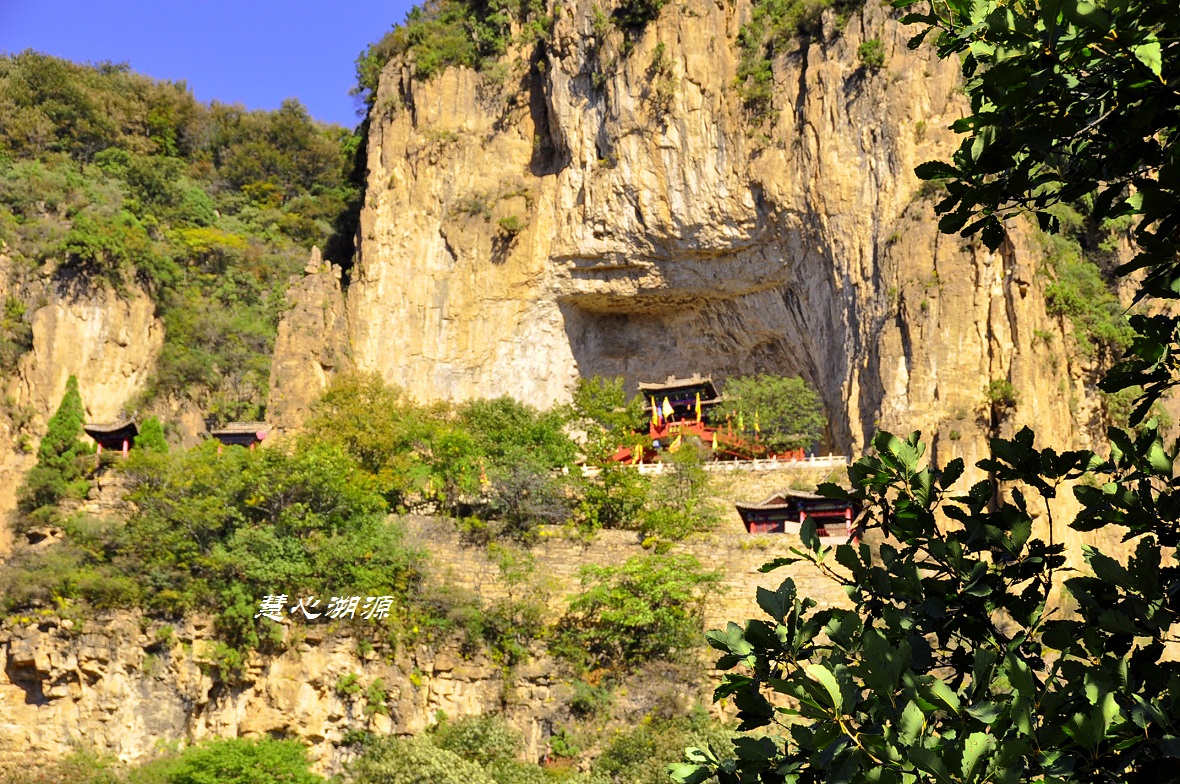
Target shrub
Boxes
[0,750,125,784]
[568,679,614,718]
[348,736,496,784]
[552,553,721,671]
[1042,233,1133,360]
[594,710,733,784]
[986,378,1018,408]
[857,38,885,68]
[576,462,650,532]
[142,737,324,784]
[432,714,521,765]
[496,215,526,235]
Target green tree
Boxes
[304,373,438,509]
[17,374,93,528]
[571,375,646,461]
[723,374,826,451]
[552,553,721,671]
[133,416,168,453]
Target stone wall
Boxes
[404,517,852,632]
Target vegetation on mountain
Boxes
[677,0,1180,782]
[354,0,554,97]
[735,0,867,120]
[722,374,826,453]
[552,553,720,672]
[0,739,325,784]
[0,51,363,423]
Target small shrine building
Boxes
[210,422,269,452]
[640,373,723,440]
[84,417,139,458]
[736,489,858,539]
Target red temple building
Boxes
[84,417,139,458]
[735,489,858,540]
[210,422,269,452]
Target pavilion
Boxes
[209,422,269,452]
[735,489,858,539]
[84,417,139,458]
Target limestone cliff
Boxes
[0,260,163,553]
[272,0,1108,477]
[267,248,353,434]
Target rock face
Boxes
[0,612,554,777]
[272,0,1107,473]
[0,266,163,552]
[267,248,353,432]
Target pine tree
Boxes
[17,375,93,528]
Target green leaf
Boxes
[925,677,961,714]
[757,579,797,624]
[800,517,820,551]
[668,763,714,784]
[961,731,995,781]
[899,701,925,744]
[1132,42,1162,78]
[804,664,844,711]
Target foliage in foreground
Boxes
[677,427,1180,783]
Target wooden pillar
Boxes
[217,442,223,455]
[96,442,102,456]
[122,438,129,458]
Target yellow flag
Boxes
[754,409,761,434]
[632,444,642,464]
[669,434,682,452]
[650,396,658,427]
[662,397,675,420]
[695,392,702,423]
[710,432,717,451]
[738,411,745,432]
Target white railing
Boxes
[577,454,848,477]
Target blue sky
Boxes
[0,0,419,128]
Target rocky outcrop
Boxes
[0,266,163,552]
[0,612,558,777]
[269,0,1108,478]
[266,248,352,433]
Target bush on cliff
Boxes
[551,553,721,672]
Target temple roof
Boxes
[83,417,138,436]
[637,373,719,394]
[209,421,269,436]
[734,489,827,511]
